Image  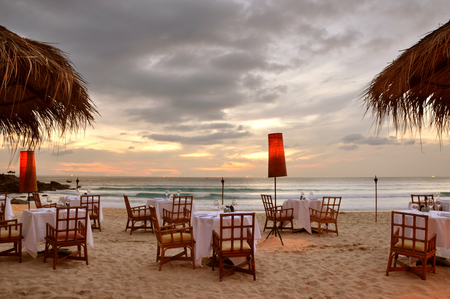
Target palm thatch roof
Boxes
[0,25,98,152]
[362,20,450,141]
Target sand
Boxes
[1,206,450,298]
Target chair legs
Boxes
[127,219,153,235]
[386,251,436,280]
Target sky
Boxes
[1,0,450,178]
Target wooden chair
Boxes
[260,194,294,233]
[123,194,153,235]
[309,197,341,237]
[162,196,193,228]
[212,213,256,281]
[386,211,436,280]
[80,195,101,231]
[149,205,195,271]
[33,193,57,209]
[411,194,435,210]
[0,192,7,221]
[0,219,23,263]
[43,207,88,269]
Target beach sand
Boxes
[1,206,450,298]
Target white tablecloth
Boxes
[59,196,103,222]
[19,208,94,258]
[396,210,450,258]
[192,211,262,267]
[282,199,322,234]
[146,198,197,225]
[0,195,14,220]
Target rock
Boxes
[0,174,70,193]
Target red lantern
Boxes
[19,151,37,193]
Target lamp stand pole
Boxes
[374,175,378,222]
[266,177,284,245]
[221,177,224,206]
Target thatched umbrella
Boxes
[362,20,450,141]
[0,25,98,153]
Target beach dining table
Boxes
[0,194,14,220]
[396,210,450,259]
[19,208,94,258]
[192,211,262,267]
[282,198,322,234]
[146,198,197,225]
[59,195,104,222]
[407,200,450,211]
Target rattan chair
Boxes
[0,219,23,262]
[212,213,256,281]
[33,193,57,209]
[0,192,7,221]
[309,197,341,237]
[123,194,153,235]
[162,196,193,228]
[44,207,88,269]
[411,194,435,210]
[261,194,294,233]
[80,195,101,231]
[386,211,436,280]
[149,205,195,271]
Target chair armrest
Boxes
[78,220,87,237]
[46,222,57,237]
[427,233,437,251]
[212,230,220,249]
[0,219,18,225]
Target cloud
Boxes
[143,130,251,145]
[339,134,414,148]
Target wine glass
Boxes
[177,190,181,196]
[427,197,434,210]
[165,190,169,199]
[87,189,91,194]
[232,199,238,209]
[411,203,419,211]
[309,191,314,200]
[301,191,305,200]
[436,198,442,211]
[46,196,52,203]
[169,194,174,201]
[213,200,220,210]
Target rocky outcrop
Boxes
[0,174,70,193]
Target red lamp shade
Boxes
[19,151,38,193]
[268,133,287,178]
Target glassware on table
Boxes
[177,190,181,196]
[46,196,52,203]
[165,190,169,199]
[231,198,238,207]
[300,191,305,200]
[87,189,91,194]
[427,197,434,210]
[436,198,442,211]
[213,199,220,209]
[169,194,174,201]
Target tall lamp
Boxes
[268,133,287,245]
[19,151,38,210]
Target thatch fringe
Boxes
[361,20,450,142]
[0,25,99,154]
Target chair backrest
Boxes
[149,205,162,240]
[170,196,193,224]
[261,195,274,218]
[55,207,88,241]
[218,213,255,251]
[33,193,43,208]
[411,194,434,208]
[390,211,430,253]
[80,195,101,214]
[123,194,133,217]
[320,197,341,218]
[0,193,6,218]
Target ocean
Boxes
[15,176,449,212]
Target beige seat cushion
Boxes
[48,231,85,241]
[394,240,425,252]
[0,229,21,238]
[221,240,251,251]
[161,232,192,243]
